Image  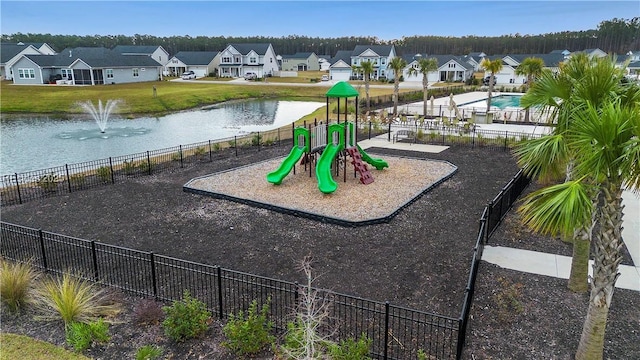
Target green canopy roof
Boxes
[325,81,359,98]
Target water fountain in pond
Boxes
[78,99,122,133]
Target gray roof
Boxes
[352,45,394,57]
[23,47,161,68]
[113,45,164,55]
[174,51,219,65]
[404,54,472,70]
[280,52,315,59]
[508,53,566,67]
[1,43,38,63]
[229,43,272,55]
[331,50,353,65]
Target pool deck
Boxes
[389,91,524,115]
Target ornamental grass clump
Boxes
[35,272,121,326]
[0,259,39,312]
[222,298,274,356]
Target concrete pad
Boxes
[482,246,558,277]
[483,246,640,292]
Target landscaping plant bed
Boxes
[1,144,638,359]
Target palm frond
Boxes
[519,179,593,237]
[513,134,569,180]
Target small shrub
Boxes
[263,138,274,146]
[0,259,38,312]
[416,128,425,140]
[137,160,153,174]
[133,298,164,325]
[96,166,112,182]
[162,290,211,342]
[35,272,121,325]
[327,334,372,360]
[494,277,525,322]
[227,140,236,148]
[212,142,221,152]
[417,349,429,360]
[69,174,86,189]
[251,133,262,146]
[37,173,58,193]
[65,318,110,352]
[222,298,274,356]
[171,150,183,162]
[193,146,206,157]
[135,345,163,360]
[122,160,136,175]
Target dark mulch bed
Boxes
[2,143,638,359]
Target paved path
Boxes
[359,97,639,291]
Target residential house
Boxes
[1,42,56,80]
[318,55,331,71]
[328,50,354,81]
[280,52,320,71]
[12,47,162,85]
[478,52,566,85]
[165,51,220,77]
[402,54,474,83]
[461,52,487,71]
[217,43,278,78]
[113,45,170,66]
[329,45,397,81]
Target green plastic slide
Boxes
[266,146,305,185]
[316,142,343,194]
[357,144,389,170]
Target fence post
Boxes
[383,301,390,360]
[294,281,299,305]
[179,145,184,168]
[234,136,238,157]
[14,173,22,204]
[457,318,465,359]
[387,121,391,142]
[91,241,99,281]
[208,140,212,161]
[65,164,72,193]
[368,121,372,140]
[149,252,157,299]
[485,201,493,244]
[146,151,152,175]
[38,229,48,271]
[108,157,115,184]
[217,266,224,319]
[257,132,261,151]
[504,131,508,151]
[277,128,280,146]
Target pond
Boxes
[0,100,324,175]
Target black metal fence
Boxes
[0,127,287,207]
[0,221,459,359]
[456,168,531,358]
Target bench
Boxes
[393,129,416,143]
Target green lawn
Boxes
[0,333,90,360]
[0,80,400,116]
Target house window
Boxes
[172,59,178,64]
[106,69,114,79]
[159,56,162,62]
[250,57,257,63]
[381,58,386,65]
[61,69,72,78]
[235,56,241,63]
[222,57,231,63]
[133,68,139,77]
[381,70,385,77]
[18,68,35,79]
[510,78,515,84]
[448,63,455,68]
[270,58,273,63]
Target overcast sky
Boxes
[1,1,637,40]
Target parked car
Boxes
[483,76,496,86]
[181,71,196,80]
[244,72,257,80]
[321,74,329,81]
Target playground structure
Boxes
[267,81,388,194]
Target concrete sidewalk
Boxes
[358,116,639,291]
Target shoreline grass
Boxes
[1,80,402,118]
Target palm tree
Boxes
[516,54,630,293]
[407,57,438,118]
[515,56,640,358]
[480,58,503,111]
[388,57,407,117]
[352,60,375,112]
[514,57,545,122]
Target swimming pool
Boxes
[461,95,522,110]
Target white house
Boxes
[328,50,353,81]
[165,51,220,77]
[350,45,396,80]
[217,43,278,78]
[1,42,56,80]
[113,45,171,66]
[402,54,473,83]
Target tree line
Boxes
[2,18,638,57]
